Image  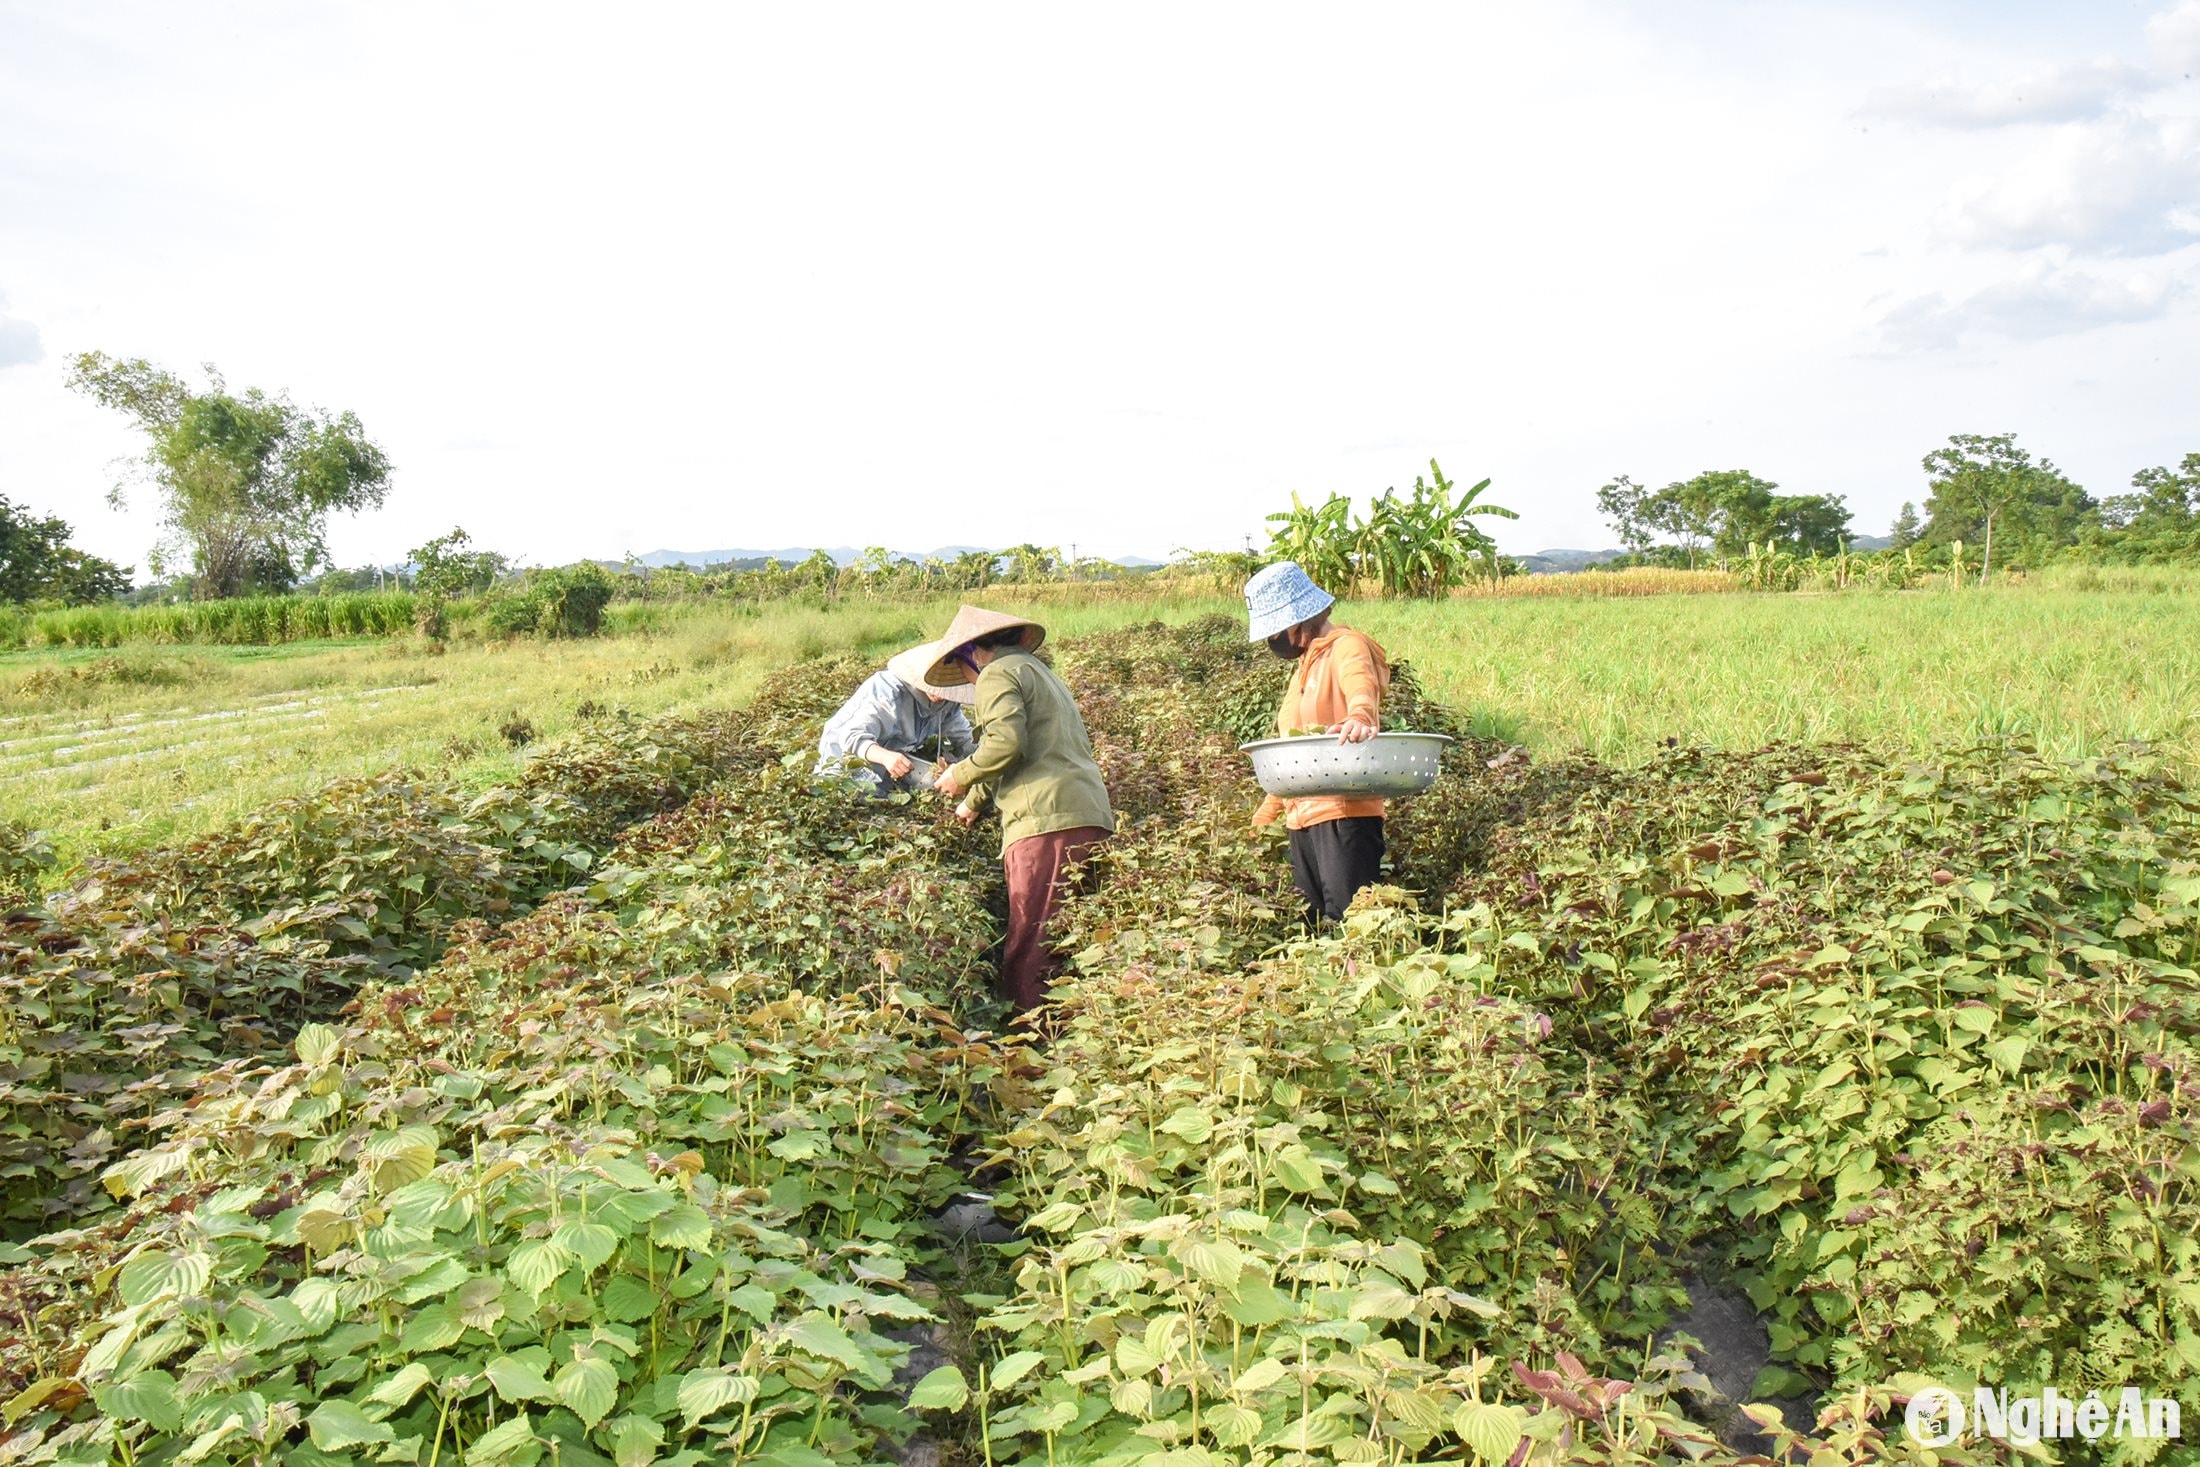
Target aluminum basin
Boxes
[1239,731,1454,798]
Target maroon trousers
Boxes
[1000,826,1109,1012]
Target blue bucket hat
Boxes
[1243,561,1335,642]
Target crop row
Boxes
[2,616,2194,1467]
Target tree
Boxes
[2097,453,2200,561]
[1920,433,2092,581]
[1595,475,1656,555]
[1648,475,1724,568]
[66,352,393,599]
[1001,543,1063,583]
[1599,470,1849,564]
[1,493,133,605]
[1767,493,1853,555]
[946,549,997,590]
[1889,502,1921,551]
[409,527,508,599]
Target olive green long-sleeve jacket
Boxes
[945,651,1114,854]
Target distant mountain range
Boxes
[626,546,1165,569]
[1513,538,1892,573]
[1516,548,1626,573]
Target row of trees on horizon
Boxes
[5,350,2199,608]
[1599,435,2200,578]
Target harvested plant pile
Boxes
[2,616,2195,1467]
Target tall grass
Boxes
[1353,579,2200,763]
[20,593,419,649]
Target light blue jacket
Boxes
[815,670,977,775]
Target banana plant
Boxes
[1263,491,1356,591]
[1264,461,1514,598]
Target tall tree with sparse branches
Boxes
[66,352,393,599]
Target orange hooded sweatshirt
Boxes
[1252,625,1391,831]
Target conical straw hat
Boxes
[923,605,1047,687]
[885,639,976,704]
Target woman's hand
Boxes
[868,747,914,779]
[937,766,966,800]
[1329,716,1379,744]
[954,801,979,827]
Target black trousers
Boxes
[1286,816,1386,924]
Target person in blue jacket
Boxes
[814,638,979,797]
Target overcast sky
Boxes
[2,1,2196,572]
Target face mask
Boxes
[1266,631,1300,660]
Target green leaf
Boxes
[649,1204,713,1251]
[173,1413,247,1465]
[1231,1357,1289,1396]
[907,1365,969,1411]
[466,1412,536,1467]
[3,1378,74,1428]
[1220,1282,1294,1328]
[368,1363,435,1408]
[677,1371,758,1427]
[554,1357,619,1430]
[1454,1401,1526,1465]
[726,1283,776,1323]
[1158,1106,1215,1144]
[294,1023,341,1065]
[1950,1005,1997,1034]
[1182,1239,1243,1290]
[989,1350,1047,1391]
[1270,1145,1323,1193]
[1206,1401,1264,1447]
[94,1371,181,1434]
[116,1250,211,1308]
[610,1416,664,1467]
[1984,1035,2030,1074]
[401,1303,466,1354]
[785,1314,875,1374]
[455,1277,506,1332]
[362,1126,440,1190]
[485,1356,556,1404]
[1116,1335,1165,1377]
[1023,1202,1081,1233]
[308,1400,396,1452]
[505,1239,574,1298]
[102,1144,193,1201]
[550,1221,620,1274]
[600,1275,658,1323]
[1348,1283,1415,1321]
[1267,1412,1348,1450]
[1110,1378,1153,1418]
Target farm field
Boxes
[3,608,2196,1467]
[0,599,1214,865]
[7,575,2200,869]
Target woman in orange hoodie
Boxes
[1243,561,1392,923]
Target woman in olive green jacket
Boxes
[930,605,1113,1015]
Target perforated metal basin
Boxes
[1239,732,1454,798]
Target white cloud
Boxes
[2148,0,2200,72]
[1943,114,2200,255]
[1867,59,2144,128]
[0,2,2195,561]
[1880,259,2189,350]
[0,296,42,368]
